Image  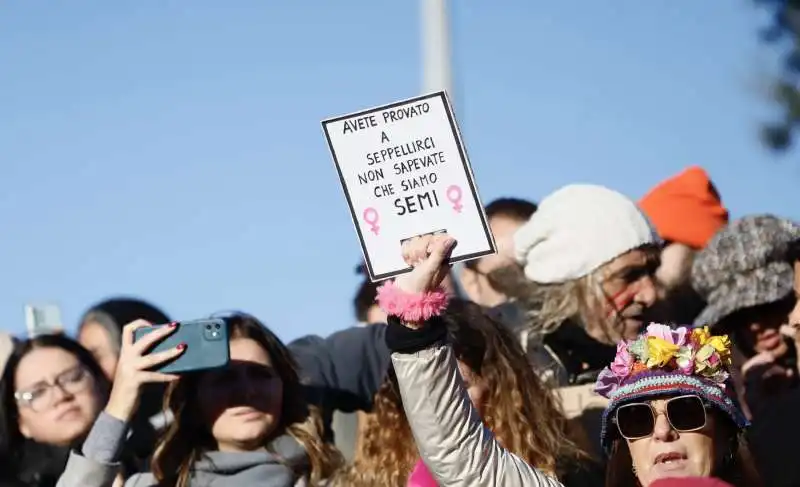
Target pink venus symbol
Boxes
[363,207,380,235]
[446,185,463,213]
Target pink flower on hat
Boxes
[595,323,735,399]
[610,341,633,378]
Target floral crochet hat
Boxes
[595,323,748,451]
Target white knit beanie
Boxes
[514,184,659,284]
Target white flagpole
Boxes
[421,0,453,97]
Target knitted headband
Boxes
[595,323,748,451]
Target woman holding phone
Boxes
[58,314,343,487]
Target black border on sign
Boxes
[321,91,497,282]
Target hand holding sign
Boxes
[322,92,496,281]
[395,233,457,295]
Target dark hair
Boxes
[788,239,800,263]
[0,335,108,475]
[485,197,538,222]
[152,313,342,486]
[353,264,380,323]
[79,297,171,346]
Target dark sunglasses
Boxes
[614,394,707,440]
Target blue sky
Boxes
[0,2,795,341]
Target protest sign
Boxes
[322,91,496,281]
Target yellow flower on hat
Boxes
[695,343,714,364]
[707,335,732,365]
[692,326,712,346]
[646,336,680,368]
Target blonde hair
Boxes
[150,315,343,487]
[488,264,607,337]
[336,299,589,486]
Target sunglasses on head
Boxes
[614,394,707,440]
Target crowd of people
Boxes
[1,165,799,487]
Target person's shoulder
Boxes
[289,323,388,352]
[125,471,158,487]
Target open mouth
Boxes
[653,452,687,466]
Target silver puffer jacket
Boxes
[391,343,566,487]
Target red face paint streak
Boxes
[606,285,637,318]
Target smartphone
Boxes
[24,304,64,338]
[132,318,229,374]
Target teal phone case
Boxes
[132,318,229,374]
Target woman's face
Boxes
[197,337,283,452]
[722,299,793,358]
[78,320,118,380]
[14,347,102,446]
[626,398,718,486]
[456,360,489,416]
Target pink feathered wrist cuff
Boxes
[376,281,449,322]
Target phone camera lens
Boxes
[214,323,221,330]
[205,324,212,330]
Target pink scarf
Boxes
[407,459,438,487]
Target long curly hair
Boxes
[150,314,343,487]
[337,299,588,486]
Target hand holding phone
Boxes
[132,318,229,374]
[105,320,186,422]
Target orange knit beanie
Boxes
[639,166,728,249]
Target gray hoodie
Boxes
[57,413,312,487]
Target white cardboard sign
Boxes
[322,91,496,281]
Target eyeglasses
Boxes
[614,394,707,440]
[14,365,92,412]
